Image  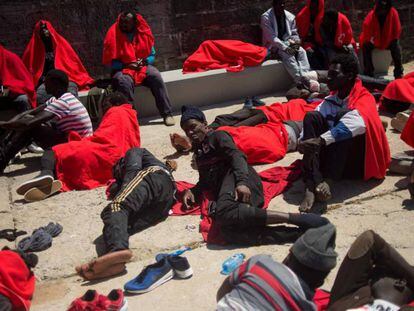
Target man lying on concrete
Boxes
[179,105,331,245]
[298,53,390,212]
[76,148,177,280]
[0,70,92,174]
[217,226,414,310]
[103,11,175,126]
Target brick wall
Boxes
[0,0,413,78]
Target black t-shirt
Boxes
[277,12,287,40]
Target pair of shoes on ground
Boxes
[124,254,193,294]
[68,289,127,311]
[243,96,266,109]
[391,110,412,133]
[163,115,175,126]
[16,174,62,202]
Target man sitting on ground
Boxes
[23,21,94,104]
[0,70,92,174]
[360,0,403,79]
[298,54,390,212]
[217,226,414,310]
[103,12,175,126]
[76,148,177,280]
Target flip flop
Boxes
[24,180,62,202]
[17,175,53,195]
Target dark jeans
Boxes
[0,294,12,311]
[0,95,31,113]
[302,111,365,190]
[0,124,66,173]
[36,82,79,105]
[329,230,414,310]
[40,149,57,177]
[101,169,175,253]
[209,109,268,129]
[112,65,173,118]
[362,40,403,78]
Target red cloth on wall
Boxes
[401,110,414,149]
[0,45,36,107]
[171,161,302,244]
[22,20,94,90]
[183,40,267,73]
[359,7,401,50]
[348,79,390,180]
[53,104,140,191]
[296,0,325,49]
[382,72,414,105]
[0,250,35,311]
[103,14,154,85]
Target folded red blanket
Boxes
[382,72,414,105]
[171,161,302,244]
[183,40,267,73]
[53,104,140,191]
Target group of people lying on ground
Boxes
[0,0,414,310]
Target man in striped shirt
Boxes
[0,70,92,174]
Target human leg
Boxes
[112,71,135,102]
[296,47,311,73]
[209,109,268,129]
[362,42,375,77]
[0,294,12,311]
[278,50,303,82]
[389,40,404,79]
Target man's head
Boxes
[283,223,337,289]
[45,69,69,97]
[375,0,392,17]
[309,0,320,18]
[180,105,209,145]
[327,53,359,92]
[39,22,51,39]
[272,0,285,16]
[119,12,137,33]
[102,92,128,113]
[322,9,339,30]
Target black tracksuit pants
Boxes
[209,108,268,129]
[101,167,175,253]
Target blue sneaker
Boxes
[124,258,173,294]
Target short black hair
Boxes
[45,69,69,89]
[330,53,359,78]
[105,91,128,106]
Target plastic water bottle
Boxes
[169,246,191,256]
[221,253,245,275]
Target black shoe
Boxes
[168,256,193,279]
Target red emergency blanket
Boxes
[0,250,35,311]
[0,45,36,107]
[103,14,154,85]
[360,7,401,50]
[182,40,267,73]
[22,20,94,90]
[53,104,141,191]
[171,161,302,244]
[382,72,414,105]
[401,110,414,149]
[296,0,325,49]
[348,79,390,179]
[316,13,356,49]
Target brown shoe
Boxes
[24,180,62,202]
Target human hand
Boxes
[235,185,251,203]
[285,47,296,56]
[183,189,196,210]
[298,137,325,154]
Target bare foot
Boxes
[170,133,192,152]
[315,181,332,202]
[76,249,132,280]
[299,189,315,213]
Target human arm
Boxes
[0,104,53,130]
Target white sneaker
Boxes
[17,174,54,196]
[27,143,44,154]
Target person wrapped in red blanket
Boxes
[381,72,414,114]
[0,45,36,112]
[298,53,390,212]
[311,8,357,69]
[182,40,267,73]
[360,0,403,79]
[0,249,38,311]
[15,92,140,202]
[23,20,94,104]
[103,12,175,125]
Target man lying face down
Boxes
[179,106,332,246]
[216,225,414,311]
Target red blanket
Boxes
[296,0,325,49]
[382,72,414,105]
[360,7,401,50]
[316,13,355,49]
[0,45,36,107]
[401,110,414,148]
[53,104,140,191]
[22,20,94,90]
[171,161,302,244]
[182,40,267,73]
[348,79,390,179]
[0,250,35,311]
[103,14,154,85]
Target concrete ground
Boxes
[1,65,414,310]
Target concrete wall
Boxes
[1,0,413,78]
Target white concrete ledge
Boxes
[79,60,292,118]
